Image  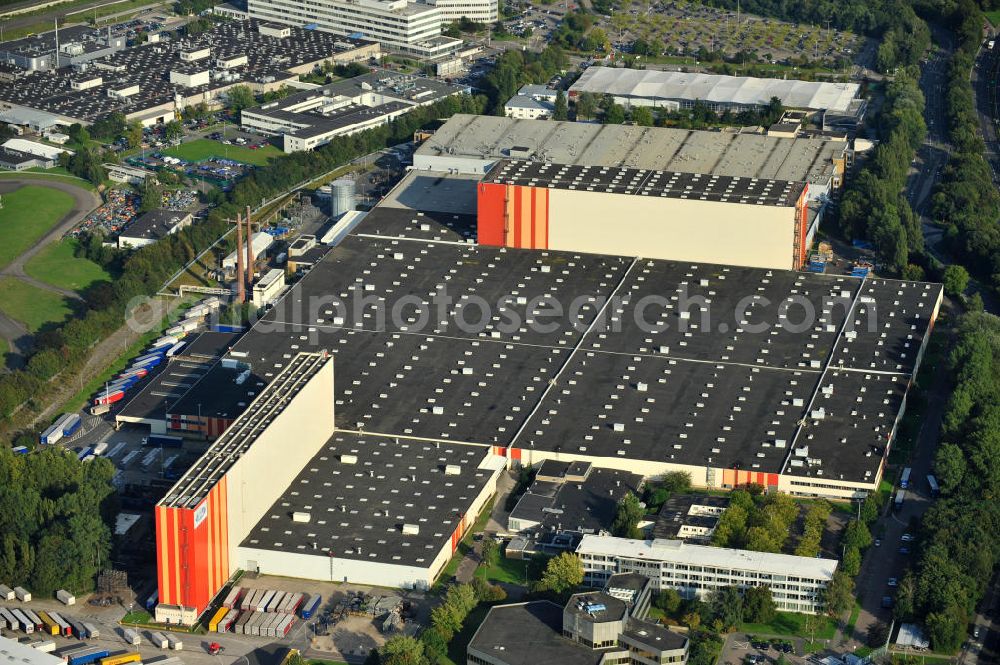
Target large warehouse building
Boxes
[568,66,866,127]
[476,159,812,270]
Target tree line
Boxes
[0,446,116,595]
[893,312,1000,652]
[923,0,1000,291]
[0,214,229,434]
[836,73,927,273]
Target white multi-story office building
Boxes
[577,536,837,614]
[247,0,462,57]
[426,0,497,23]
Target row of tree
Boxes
[711,488,800,553]
[926,0,1000,290]
[894,312,1000,651]
[479,46,569,116]
[836,73,927,273]
[0,446,116,595]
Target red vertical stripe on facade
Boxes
[513,185,522,247]
[476,183,506,246]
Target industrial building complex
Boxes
[569,66,867,129]
[0,20,379,127]
[88,99,935,625]
[240,71,468,151]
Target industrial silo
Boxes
[329,177,356,218]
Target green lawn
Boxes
[474,554,545,586]
[986,10,1000,27]
[740,611,837,640]
[0,277,73,332]
[121,610,152,624]
[163,139,282,167]
[25,239,111,292]
[0,185,75,269]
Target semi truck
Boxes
[301,594,321,619]
[894,489,906,510]
[68,647,110,665]
[900,467,912,489]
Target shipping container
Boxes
[148,631,169,649]
[0,612,6,631]
[135,350,167,364]
[14,586,31,601]
[38,612,60,636]
[90,404,111,416]
[22,609,43,630]
[62,415,83,437]
[93,390,124,406]
[242,589,259,611]
[217,609,237,633]
[300,594,321,619]
[284,592,304,615]
[117,368,148,381]
[92,442,108,457]
[76,448,93,462]
[207,607,228,632]
[234,610,253,635]
[121,628,141,646]
[56,645,91,660]
[166,635,182,651]
[150,335,179,350]
[65,617,88,639]
[276,614,294,637]
[82,623,99,639]
[267,591,286,613]
[222,586,242,609]
[0,607,17,629]
[68,647,110,665]
[11,609,35,634]
[258,590,276,613]
[131,355,162,370]
[0,583,14,600]
[47,611,72,637]
[98,652,141,665]
[165,342,186,358]
[40,422,64,445]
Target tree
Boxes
[708,585,743,630]
[163,120,184,142]
[603,103,626,125]
[575,91,597,120]
[934,443,966,493]
[942,264,970,296]
[821,571,855,617]
[841,546,862,577]
[553,90,568,121]
[539,552,583,594]
[653,588,682,615]
[743,586,776,624]
[842,520,872,551]
[126,120,144,149]
[139,178,164,214]
[380,635,427,665]
[631,106,654,126]
[612,492,644,538]
[479,537,499,569]
[226,84,257,114]
[867,620,890,647]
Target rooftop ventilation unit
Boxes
[341,454,358,464]
[292,512,311,523]
[444,464,461,475]
[402,523,420,535]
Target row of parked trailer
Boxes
[0,606,98,640]
[90,298,220,411]
[39,413,83,445]
[208,608,295,637]
[0,584,31,601]
[227,588,306,615]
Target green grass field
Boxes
[163,139,282,167]
[25,239,111,292]
[741,611,837,640]
[474,554,545,586]
[0,277,73,332]
[986,10,1000,27]
[0,185,75,270]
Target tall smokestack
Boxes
[234,214,245,304]
[245,206,254,295]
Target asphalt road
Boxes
[0,177,100,368]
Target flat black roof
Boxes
[622,617,688,652]
[566,591,628,622]
[0,20,375,123]
[469,601,605,665]
[483,159,806,208]
[120,209,191,241]
[240,432,497,566]
[509,468,643,535]
[163,216,941,486]
[350,206,476,244]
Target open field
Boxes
[1,0,164,41]
[163,139,283,167]
[0,170,97,191]
[741,611,837,639]
[0,185,75,269]
[0,277,73,332]
[25,239,111,292]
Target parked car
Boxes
[901,533,915,542]
[888,578,898,587]
[899,546,911,555]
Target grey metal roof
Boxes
[570,66,860,113]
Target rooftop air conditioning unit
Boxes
[292,512,311,523]
[444,464,461,476]
[402,523,420,535]
[341,454,358,464]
